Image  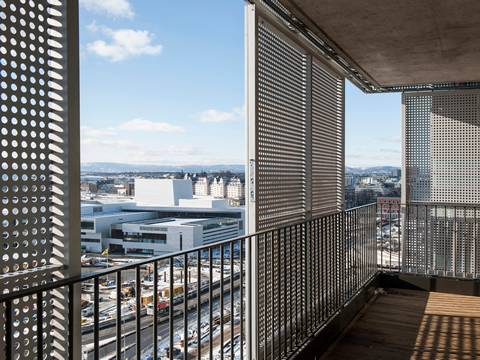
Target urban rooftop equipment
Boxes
[1,0,480,359]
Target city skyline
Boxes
[80,0,401,168]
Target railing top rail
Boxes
[346,203,377,211]
[406,201,480,207]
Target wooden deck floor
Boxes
[322,289,480,360]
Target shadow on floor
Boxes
[321,288,480,360]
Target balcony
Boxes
[2,0,480,359]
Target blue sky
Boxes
[79,0,401,168]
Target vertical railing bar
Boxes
[342,211,346,305]
[413,204,420,274]
[5,299,12,360]
[197,250,202,360]
[250,235,254,360]
[270,231,275,360]
[405,204,409,273]
[230,241,235,360]
[220,245,225,360]
[307,220,312,334]
[454,206,457,276]
[425,205,429,275]
[328,216,332,315]
[316,218,320,326]
[321,216,325,321]
[434,205,438,273]
[444,205,448,275]
[153,262,158,360]
[136,265,141,360]
[302,223,306,340]
[169,258,174,360]
[240,239,244,360]
[94,277,100,360]
[68,283,74,360]
[464,206,467,277]
[475,208,478,278]
[209,247,213,360]
[289,226,293,353]
[116,271,122,360]
[184,253,189,360]
[389,205,392,272]
[283,226,288,355]
[277,228,281,356]
[37,291,43,360]
[380,205,383,271]
[263,232,267,360]
[295,224,299,349]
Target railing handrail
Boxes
[0,203,378,303]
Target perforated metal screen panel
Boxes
[246,4,345,358]
[404,90,480,204]
[0,0,79,358]
[256,19,308,230]
[251,14,344,232]
[403,90,480,277]
[311,60,344,217]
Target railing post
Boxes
[246,234,257,360]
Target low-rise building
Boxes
[106,217,241,256]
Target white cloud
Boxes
[80,0,134,19]
[87,27,162,62]
[81,126,117,138]
[197,106,244,123]
[118,118,184,133]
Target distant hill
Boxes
[346,166,400,175]
[81,162,245,174]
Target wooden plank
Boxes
[322,288,480,360]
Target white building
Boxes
[210,177,226,198]
[80,202,156,253]
[226,177,245,200]
[106,217,241,256]
[80,179,245,254]
[193,177,210,196]
[135,178,192,206]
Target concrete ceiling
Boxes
[282,0,480,88]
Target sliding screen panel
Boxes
[246,3,345,358]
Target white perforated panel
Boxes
[403,90,480,277]
[404,90,480,204]
[0,0,77,358]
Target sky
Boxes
[79,0,401,168]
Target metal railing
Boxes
[0,204,378,360]
[0,236,249,360]
[254,203,378,360]
[379,202,480,278]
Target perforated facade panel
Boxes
[0,0,79,358]
[403,90,480,277]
